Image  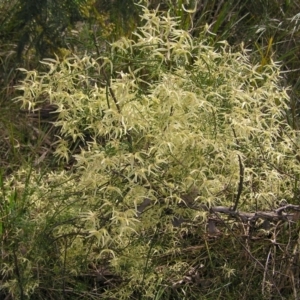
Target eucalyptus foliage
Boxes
[2,6,299,299]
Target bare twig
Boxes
[232,127,244,211]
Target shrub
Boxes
[2,6,299,299]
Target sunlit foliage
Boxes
[1,6,299,299]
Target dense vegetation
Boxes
[1,1,300,299]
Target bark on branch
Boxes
[206,204,300,222]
